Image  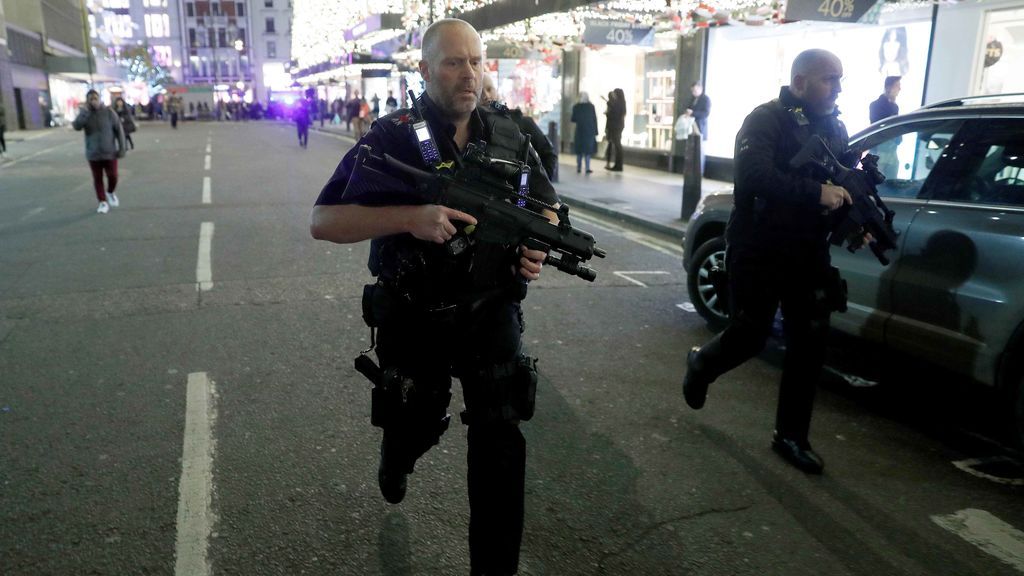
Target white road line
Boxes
[2,141,74,168]
[202,177,211,204]
[174,372,216,576]
[205,143,211,153]
[196,222,214,291]
[677,302,696,312]
[932,509,1024,573]
[570,211,684,257]
[204,155,211,170]
[613,270,671,287]
[952,457,1024,486]
[20,207,46,221]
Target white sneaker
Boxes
[96,201,110,214]
[107,193,119,207]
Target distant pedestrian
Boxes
[570,92,598,174]
[686,82,710,172]
[294,97,311,148]
[0,99,7,159]
[319,98,328,127]
[113,97,136,150]
[168,94,182,129]
[385,90,398,114]
[357,97,371,136]
[371,94,380,119]
[345,91,361,132]
[604,88,626,172]
[72,89,126,214]
[869,76,901,123]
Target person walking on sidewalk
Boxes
[113,97,136,150]
[604,88,626,171]
[571,92,598,174]
[294,96,311,148]
[73,89,126,214]
[0,98,7,159]
[681,49,856,475]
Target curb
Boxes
[555,192,687,241]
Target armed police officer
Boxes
[310,18,558,576]
[682,49,855,475]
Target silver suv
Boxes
[682,95,1024,445]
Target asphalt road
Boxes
[1,121,1022,575]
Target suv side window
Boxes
[927,118,1024,207]
[854,119,963,199]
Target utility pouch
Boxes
[511,355,539,421]
[370,365,415,429]
[821,265,848,313]
[361,283,377,327]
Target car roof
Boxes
[853,94,1024,142]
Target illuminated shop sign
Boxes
[785,0,875,23]
[582,20,655,47]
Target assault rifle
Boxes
[348,143,606,281]
[789,135,899,265]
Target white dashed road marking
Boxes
[952,456,1024,486]
[196,222,214,291]
[932,509,1024,573]
[202,177,211,204]
[204,154,211,170]
[174,372,216,576]
[613,270,671,288]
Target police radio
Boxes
[408,90,443,166]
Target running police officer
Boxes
[310,18,558,576]
[681,49,854,475]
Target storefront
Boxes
[574,20,681,158]
[485,42,561,138]
[703,10,933,162]
[974,6,1024,96]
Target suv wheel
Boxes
[687,236,730,331]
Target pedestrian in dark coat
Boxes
[604,88,626,171]
[113,97,136,150]
[571,92,598,174]
[869,76,901,123]
[294,97,311,148]
[480,74,559,181]
[0,99,7,158]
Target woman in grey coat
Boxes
[73,89,126,214]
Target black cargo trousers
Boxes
[699,244,833,443]
[371,283,530,576]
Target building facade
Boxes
[178,0,254,102]
[251,0,291,104]
[1,0,98,130]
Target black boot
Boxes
[682,346,713,409]
[378,433,408,504]
[771,433,824,474]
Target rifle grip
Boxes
[355,354,382,385]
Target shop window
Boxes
[976,7,1024,95]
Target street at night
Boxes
[2,122,1022,575]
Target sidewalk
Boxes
[310,122,733,239]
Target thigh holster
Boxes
[460,355,538,425]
